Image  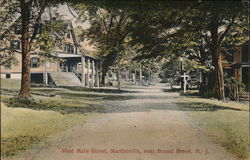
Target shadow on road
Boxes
[2,85,243,115]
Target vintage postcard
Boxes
[0,0,249,160]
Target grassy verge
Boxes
[177,97,249,159]
[0,79,98,157]
[1,102,93,157]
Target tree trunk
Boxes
[139,66,142,85]
[180,60,184,89]
[214,52,225,100]
[19,0,31,98]
[210,18,225,100]
[101,65,108,85]
[117,67,121,90]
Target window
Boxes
[11,40,21,50]
[6,74,11,78]
[67,32,71,39]
[64,45,67,52]
[0,33,4,40]
[30,57,40,68]
[67,45,71,53]
[14,25,22,35]
[65,44,74,54]
[70,46,74,53]
[242,45,249,63]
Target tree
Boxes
[76,6,134,88]
[128,1,248,100]
[0,1,20,66]
[182,1,248,100]
[15,0,48,97]
[2,0,67,98]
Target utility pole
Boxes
[180,58,184,89]
[139,66,142,85]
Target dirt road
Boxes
[8,84,237,160]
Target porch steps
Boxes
[239,92,249,102]
[50,72,82,87]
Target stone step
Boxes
[50,72,82,87]
[239,92,249,102]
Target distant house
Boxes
[0,19,100,87]
[230,40,249,100]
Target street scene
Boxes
[0,1,249,160]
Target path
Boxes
[8,84,237,160]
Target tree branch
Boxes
[29,2,46,45]
[218,17,235,45]
[67,4,78,19]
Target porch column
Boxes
[95,61,100,87]
[87,58,90,87]
[81,56,85,86]
[134,68,137,84]
[43,73,48,85]
[148,67,151,84]
[139,66,142,85]
[91,60,95,87]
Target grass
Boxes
[1,79,21,90]
[1,102,93,157]
[177,96,249,159]
[0,79,101,157]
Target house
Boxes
[0,19,100,87]
[230,40,249,101]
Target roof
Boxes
[229,62,250,68]
[56,52,99,60]
[56,53,82,58]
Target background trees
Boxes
[75,5,136,88]
[1,0,248,99]
[126,1,248,99]
[177,1,248,99]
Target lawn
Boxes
[177,97,250,159]
[0,79,105,157]
[1,102,93,157]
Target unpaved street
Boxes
[8,84,237,160]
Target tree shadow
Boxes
[63,86,138,94]
[2,94,243,115]
[98,101,243,113]
[162,88,182,93]
[174,102,242,111]
[56,92,133,101]
[2,97,106,114]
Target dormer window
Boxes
[14,25,22,35]
[11,40,21,50]
[64,44,74,54]
[67,32,71,39]
[70,45,74,53]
